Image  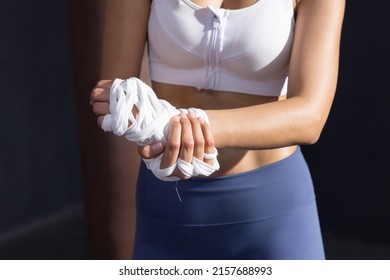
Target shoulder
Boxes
[294,0,345,18]
[297,0,345,9]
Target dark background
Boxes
[0,0,389,259]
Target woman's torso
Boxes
[148,0,298,176]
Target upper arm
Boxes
[287,0,345,124]
[101,0,151,78]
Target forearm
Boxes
[207,95,328,150]
[208,0,345,150]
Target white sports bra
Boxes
[148,0,295,96]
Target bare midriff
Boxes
[152,81,297,177]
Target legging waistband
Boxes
[136,146,316,226]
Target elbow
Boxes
[302,127,322,145]
[298,111,326,145]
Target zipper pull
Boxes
[208,5,224,23]
[213,17,219,29]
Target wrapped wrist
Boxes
[102,77,219,181]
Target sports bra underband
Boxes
[148,0,295,96]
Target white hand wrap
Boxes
[101,77,220,181]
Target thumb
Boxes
[138,142,165,159]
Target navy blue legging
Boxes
[133,147,325,260]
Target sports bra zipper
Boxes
[206,7,230,90]
[210,17,219,89]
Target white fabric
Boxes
[101,77,219,181]
[148,0,295,96]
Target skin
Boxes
[91,0,345,180]
[87,0,150,258]
[88,0,344,259]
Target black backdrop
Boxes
[0,0,389,259]
[303,0,390,244]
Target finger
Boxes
[138,142,165,159]
[160,116,182,169]
[200,118,216,165]
[97,115,105,128]
[92,102,110,116]
[178,113,194,164]
[170,167,190,180]
[188,113,204,161]
[90,87,110,104]
[95,79,113,89]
